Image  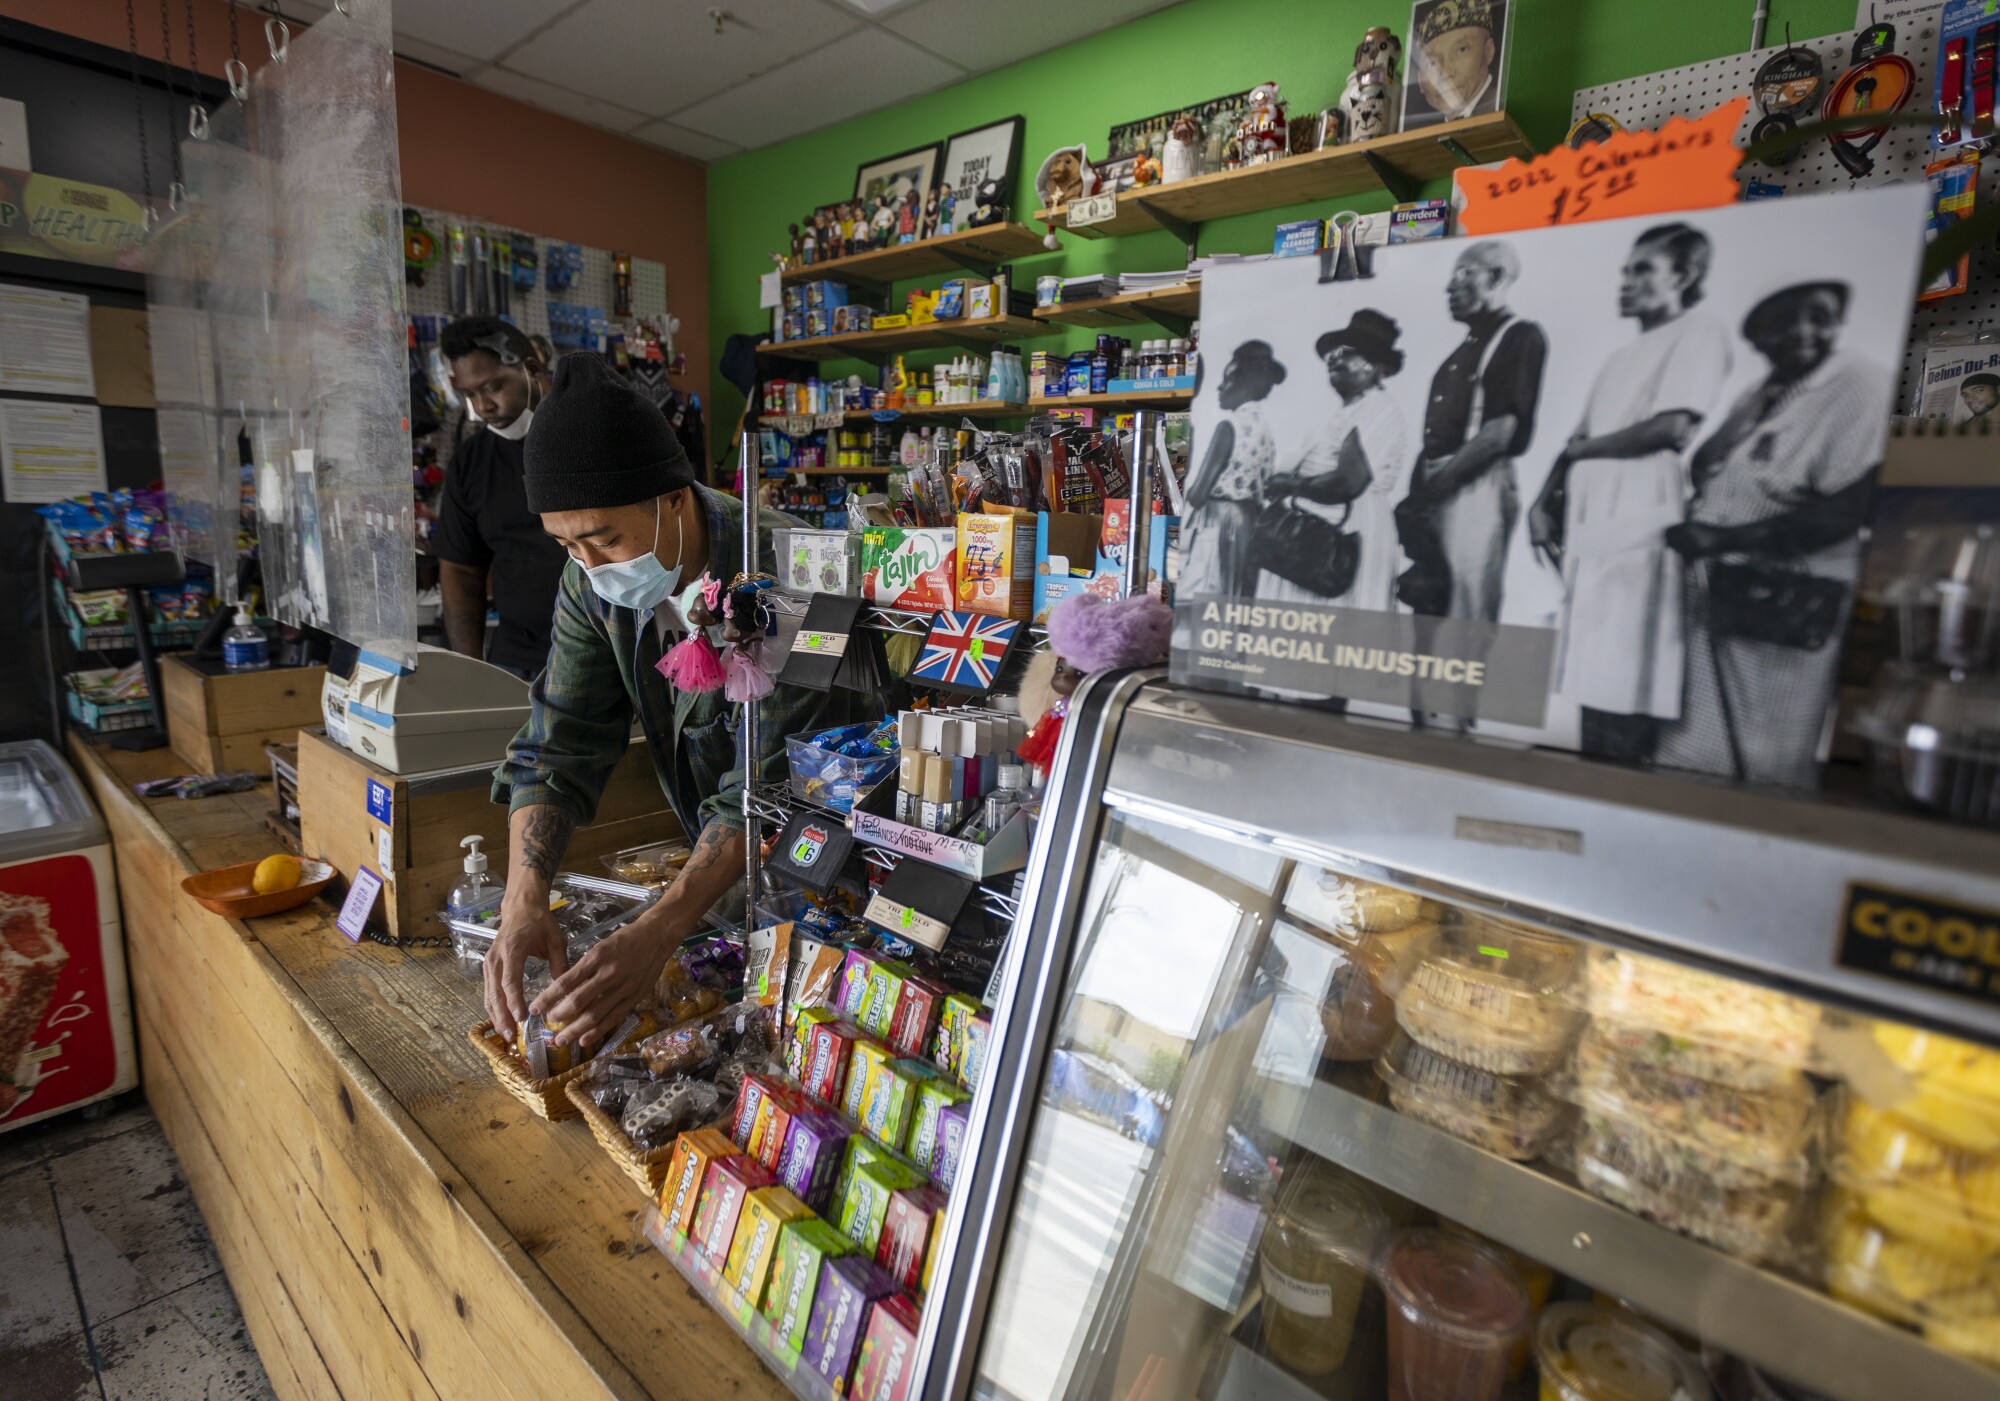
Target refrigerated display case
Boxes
[920,675,2000,1401]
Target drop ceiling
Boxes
[280,0,1187,163]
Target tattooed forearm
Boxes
[515,805,575,884]
[680,821,735,879]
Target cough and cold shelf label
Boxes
[1838,882,2000,1009]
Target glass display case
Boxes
[920,677,2000,1401]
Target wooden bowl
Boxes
[181,858,335,919]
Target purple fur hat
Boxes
[1045,592,1173,673]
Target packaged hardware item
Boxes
[839,1158,929,1254]
[1379,1229,1530,1401]
[1582,946,1820,1088]
[804,1255,901,1392]
[1394,920,1584,1076]
[877,1183,948,1291]
[723,1185,814,1305]
[1376,1031,1566,1161]
[1258,1157,1389,1374]
[1534,1302,1707,1401]
[765,1216,857,1356]
[661,1127,737,1236]
[852,1293,924,1401]
[1572,1111,1802,1263]
[691,1154,777,1266]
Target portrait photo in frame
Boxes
[1401,0,1511,130]
[854,142,944,208]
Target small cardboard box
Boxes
[1032,512,1106,622]
[764,1217,855,1355]
[955,510,1036,619]
[162,654,324,775]
[860,527,955,612]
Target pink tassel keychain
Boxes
[724,639,776,703]
[658,573,726,692]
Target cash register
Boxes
[320,641,532,774]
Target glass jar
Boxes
[1258,1159,1389,1375]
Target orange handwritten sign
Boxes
[1457,98,1748,235]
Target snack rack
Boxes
[914,676,2000,1401]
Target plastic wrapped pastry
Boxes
[1582,946,1820,1090]
[1376,1031,1566,1161]
[1394,921,1583,1076]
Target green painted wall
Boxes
[704,0,1852,441]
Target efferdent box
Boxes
[955,511,1036,620]
[804,1254,899,1391]
[691,1154,776,1266]
[722,1185,813,1306]
[764,1216,856,1355]
[853,1294,924,1401]
[661,1128,736,1237]
[861,527,956,612]
[778,1109,852,1212]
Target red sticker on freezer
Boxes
[0,853,115,1123]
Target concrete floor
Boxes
[0,1094,276,1401]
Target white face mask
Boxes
[583,498,685,613]
[484,369,538,441]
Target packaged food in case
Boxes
[1285,866,1440,939]
[750,1080,812,1170]
[932,1101,971,1189]
[765,1216,857,1356]
[852,1293,924,1401]
[889,972,947,1059]
[731,1071,784,1148]
[1305,923,1402,1062]
[806,1017,865,1106]
[804,1254,900,1391]
[723,1185,813,1305]
[1534,1301,1708,1401]
[1572,1112,1803,1263]
[1831,1019,2000,1154]
[660,1127,735,1237]
[840,1158,928,1255]
[1378,1228,1530,1401]
[790,1005,839,1080]
[1393,920,1584,1076]
[691,1154,776,1266]
[863,1058,937,1150]
[909,1079,971,1169]
[1257,1157,1388,1375]
[845,1037,896,1122]
[1582,946,1820,1089]
[1823,1195,2000,1367]
[1828,1090,2000,1254]
[935,993,981,1077]
[1377,1031,1567,1161]
[778,1109,853,1213]
[861,526,956,612]
[877,1183,948,1291]
[839,947,883,1025]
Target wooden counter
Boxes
[71,736,789,1401]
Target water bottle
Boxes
[222,605,269,672]
[446,834,504,921]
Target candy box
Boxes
[834,1132,920,1207]
[804,1254,900,1392]
[844,1038,896,1123]
[955,511,1036,621]
[723,1185,813,1306]
[852,1294,924,1401]
[889,974,946,1059]
[750,1082,812,1170]
[691,1154,776,1266]
[660,1127,736,1237]
[862,1059,927,1150]
[837,948,881,1025]
[806,1018,865,1106]
[876,1184,948,1291]
[932,1103,970,1190]
[790,1005,840,1080]
[861,527,956,612]
[862,958,912,1039]
[732,1072,786,1149]
[935,994,981,1078]
[909,1079,971,1169]
[764,1217,857,1356]
[963,1012,993,1091]
[839,1158,928,1254]
[778,1109,853,1212]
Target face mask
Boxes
[484,369,538,441]
[584,498,684,612]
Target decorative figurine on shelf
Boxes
[897,190,919,243]
[1341,26,1403,143]
[1289,113,1324,154]
[968,178,1008,227]
[788,223,804,265]
[801,217,819,265]
[1236,81,1290,165]
[937,184,958,235]
[1036,143,1097,247]
[871,194,897,249]
[1162,112,1202,183]
[1015,593,1173,777]
[840,202,861,257]
[921,187,941,239]
[1132,150,1163,186]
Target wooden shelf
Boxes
[779,223,1054,289]
[772,466,890,477]
[1034,282,1203,331]
[772,313,1055,363]
[757,402,1029,430]
[1029,389,1193,411]
[1036,111,1532,241]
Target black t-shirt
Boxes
[431,429,569,676]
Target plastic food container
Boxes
[1379,1228,1530,1401]
[1257,1159,1389,1375]
[441,873,658,980]
[1566,1025,1817,1185]
[1304,924,1402,1062]
[599,839,692,887]
[1572,1112,1802,1264]
[1581,947,1820,1088]
[1394,922,1584,1075]
[1377,1031,1566,1161]
[1823,1197,1999,1325]
[1535,1301,1710,1401]
[785,734,896,813]
[1865,523,2000,672]
[1834,1020,2000,1154]
[1285,866,1440,939]
[1851,665,2000,828]
[1828,1091,2000,1254]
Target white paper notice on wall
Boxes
[0,99,27,170]
[0,400,106,503]
[0,284,96,397]
[759,270,782,309]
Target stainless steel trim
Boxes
[917,666,1162,1401]
[1273,1081,1996,1401]
[1106,684,2000,1042]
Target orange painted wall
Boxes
[0,0,710,405]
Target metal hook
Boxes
[333,0,351,13]
[143,205,160,232]
[189,102,210,140]
[169,181,187,211]
[225,57,249,100]
[266,15,289,61]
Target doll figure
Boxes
[921,188,941,239]
[836,203,856,257]
[788,223,803,264]
[1341,26,1403,141]
[801,217,819,265]
[1237,81,1289,165]
[937,184,958,235]
[870,194,896,248]
[897,190,919,242]
[1162,112,1202,183]
[1015,593,1173,776]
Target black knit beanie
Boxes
[523,352,694,513]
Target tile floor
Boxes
[0,1093,277,1401]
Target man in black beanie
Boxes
[481,353,869,1045]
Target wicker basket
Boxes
[468,1021,598,1121]
[563,1080,679,1197]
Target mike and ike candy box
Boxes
[804,1253,900,1391]
[763,1216,857,1357]
[852,1293,924,1401]
[661,1128,736,1237]
[691,1154,776,1266]
[722,1185,813,1307]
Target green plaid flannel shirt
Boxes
[491,487,869,837]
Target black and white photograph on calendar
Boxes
[1172,185,1928,788]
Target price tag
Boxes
[969,638,986,663]
[1066,193,1119,228]
[335,867,384,942]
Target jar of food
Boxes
[1379,1228,1529,1401]
[1535,1302,1710,1401]
[1257,1159,1389,1375]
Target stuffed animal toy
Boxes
[1015,593,1174,775]
[1162,113,1202,183]
[967,178,1008,227]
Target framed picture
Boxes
[1400,0,1510,130]
[854,142,944,208]
[940,116,1024,208]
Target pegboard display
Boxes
[402,203,669,343]
[1572,17,1998,413]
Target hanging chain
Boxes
[183,0,209,139]
[224,0,247,99]
[123,0,155,225]
[155,0,185,204]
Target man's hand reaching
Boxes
[483,896,566,1040]
[530,918,671,1050]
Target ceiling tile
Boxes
[630,121,745,162]
[885,0,1178,71]
[504,0,862,117]
[390,34,482,75]
[474,66,651,132]
[672,27,963,151]
[389,0,576,62]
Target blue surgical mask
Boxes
[584,498,684,613]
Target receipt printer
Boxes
[321,642,531,774]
